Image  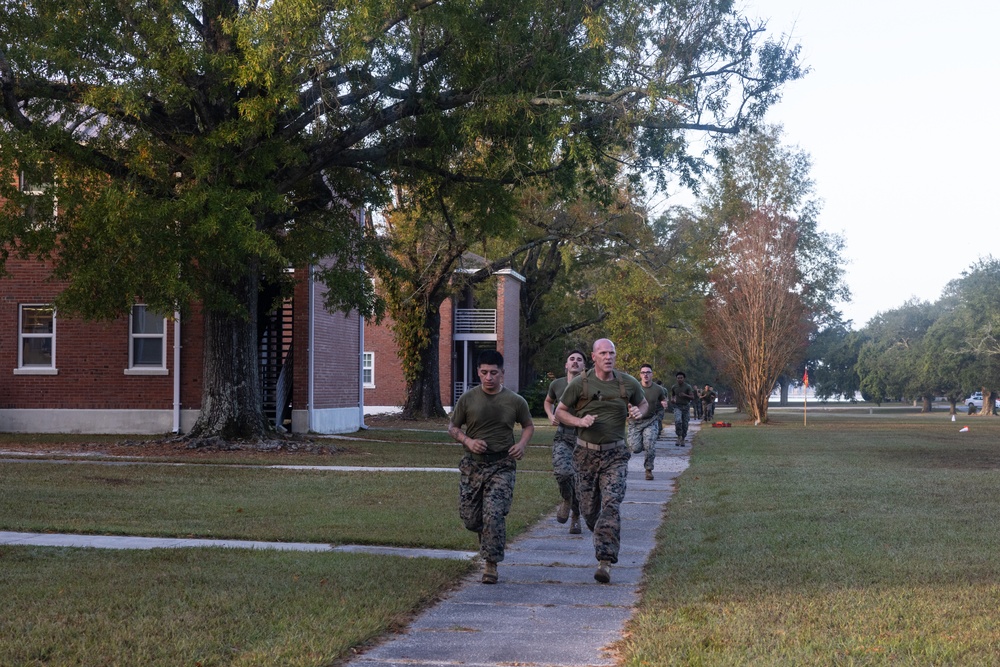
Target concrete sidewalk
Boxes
[346,424,695,667]
[0,531,477,560]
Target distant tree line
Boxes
[805,257,1000,416]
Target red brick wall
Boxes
[292,267,361,411]
[0,258,204,410]
[363,315,406,409]
[363,297,456,410]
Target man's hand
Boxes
[509,440,528,460]
[628,404,643,420]
[579,413,597,428]
[465,438,488,454]
[548,412,559,426]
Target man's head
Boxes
[477,349,505,394]
[675,371,686,384]
[591,338,617,375]
[639,363,654,387]
[565,349,586,376]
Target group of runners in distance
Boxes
[448,338,717,586]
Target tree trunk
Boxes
[189,266,269,440]
[920,395,932,413]
[976,389,998,417]
[402,309,447,419]
[778,376,789,405]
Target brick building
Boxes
[363,267,524,414]
[0,258,365,435]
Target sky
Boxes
[714,0,1000,328]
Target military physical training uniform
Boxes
[628,382,668,473]
[546,376,578,518]
[451,385,532,564]
[701,387,717,421]
[559,369,644,565]
[670,380,696,444]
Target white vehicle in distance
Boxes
[966,392,1000,412]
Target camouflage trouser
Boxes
[573,443,630,564]
[627,416,660,471]
[552,427,579,514]
[459,455,517,563]
[703,401,715,421]
[674,404,690,440]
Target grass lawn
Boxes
[0,421,556,471]
[621,410,1000,665]
[0,421,560,666]
[0,547,470,666]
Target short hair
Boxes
[675,371,686,379]
[640,363,653,372]
[567,349,586,361]
[477,349,505,369]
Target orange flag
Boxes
[803,369,809,387]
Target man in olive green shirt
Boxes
[448,349,534,584]
[628,363,669,480]
[556,338,647,584]
[543,349,587,534]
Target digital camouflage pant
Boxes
[573,443,630,564]
[673,404,690,441]
[552,426,579,515]
[459,455,517,563]
[627,413,661,471]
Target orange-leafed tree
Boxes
[701,205,809,423]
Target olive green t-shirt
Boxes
[450,385,533,454]
[558,369,644,444]
[670,381,696,406]
[640,383,669,419]
[546,376,569,404]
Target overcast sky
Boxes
[723,0,1000,328]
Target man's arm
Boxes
[555,402,596,429]
[448,422,487,454]
[543,395,560,426]
[509,419,535,460]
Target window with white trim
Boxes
[18,304,56,371]
[128,305,167,370]
[363,351,375,388]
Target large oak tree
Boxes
[0,0,801,435]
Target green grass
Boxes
[0,423,563,666]
[0,463,558,550]
[0,547,470,666]
[0,425,556,470]
[621,413,1000,665]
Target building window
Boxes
[17,304,56,373]
[20,169,57,227]
[127,305,167,372]
[363,351,375,388]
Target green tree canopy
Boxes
[0,0,802,435]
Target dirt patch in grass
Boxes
[364,414,451,430]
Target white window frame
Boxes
[363,351,375,388]
[125,305,168,375]
[15,304,57,375]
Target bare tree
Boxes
[702,206,809,423]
